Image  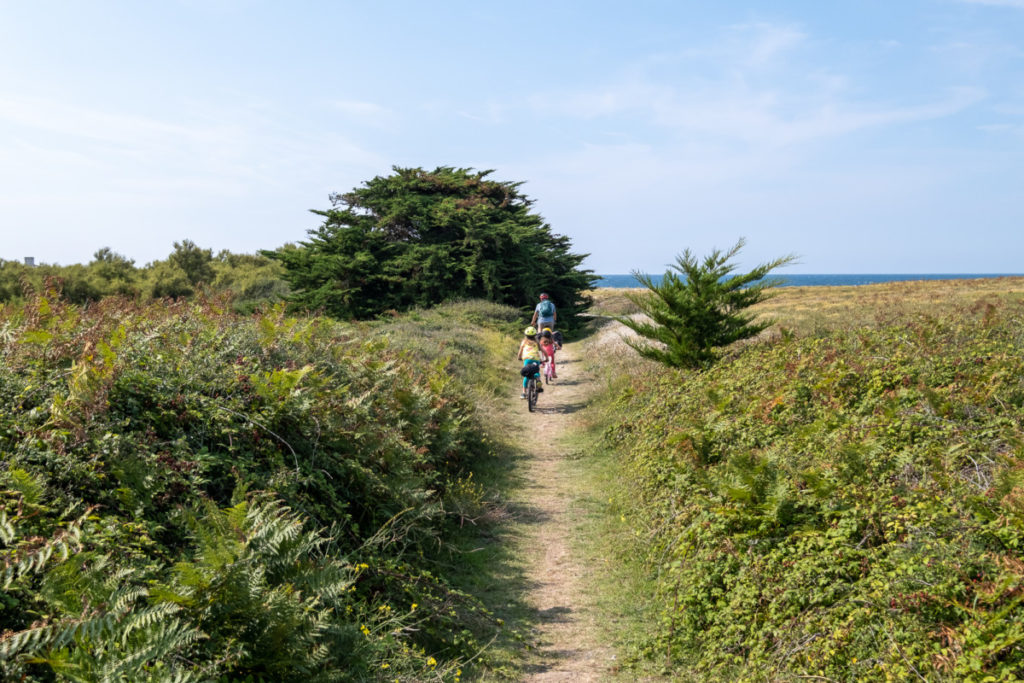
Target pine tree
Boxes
[617,238,795,369]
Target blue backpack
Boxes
[538,300,555,317]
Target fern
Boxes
[5,468,46,506]
[2,566,204,682]
[1,507,87,590]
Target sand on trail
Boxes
[511,340,617,682]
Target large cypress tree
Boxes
[267,166,597,324]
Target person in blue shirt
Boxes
[530,293,556,333]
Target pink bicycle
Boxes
[542,358,555,384]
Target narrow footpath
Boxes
[508,340,616,681]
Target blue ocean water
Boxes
[595,273,1023,288]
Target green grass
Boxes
[367,299,548,680]
[570,407,670,680]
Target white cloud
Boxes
[0,94,387,196]
[523,21,988,151]
[457,100,506,124]
[728,22,806,68]
[331,99,397,128]
[0,92,389,263]
[531,76,984,151]
[958,0,1024,7]
[664,21,807,70]
[979,122,1024,136]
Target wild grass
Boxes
[589,276,1024,332]
[365,300,546,680]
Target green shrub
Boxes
[601,299,1024,680]
[0,292,516,679]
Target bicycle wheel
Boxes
[527,377,538,412]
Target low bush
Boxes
[0,290,517,680]
[600,298,1024,680]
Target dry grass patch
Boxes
[588,276,1024,338]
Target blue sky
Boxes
[1,0,1022,273]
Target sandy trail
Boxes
[511,340,615,682]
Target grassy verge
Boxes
[367,300,545,680]
[568,315,677,680]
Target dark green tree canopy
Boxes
[266,166,597,323]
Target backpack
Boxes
[538,300,555,317]
[520,361,541,377]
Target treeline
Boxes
[4,167,597,326]
[0,241,290,312]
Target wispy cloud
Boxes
[331,99,397,128]
[727,22,806,68]
[958,0,1024,7]
[0,94,230,149]
[979,122,1024,137]
[651,85,985,147]
[457,100,506,124]
[0,94,387,200]
[530,74,984,150]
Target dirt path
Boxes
[510,340,616,681]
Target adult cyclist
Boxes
[530,293,556,334]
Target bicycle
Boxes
[542,358,555,385]
[521,360,541,412]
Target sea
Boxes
[595,273,1023,288]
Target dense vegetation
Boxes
[0,241,289,312]
[595,289,1024,680]
[267,167,597,326]
[0,288,521,680]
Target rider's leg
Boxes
[522,360,539,395]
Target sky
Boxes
[1,1,1022,274]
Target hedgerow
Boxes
[0,288,518,680]
[602,299,1024,680]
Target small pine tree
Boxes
[617,238,795,369]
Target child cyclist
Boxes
[539,328,557,379]
[517,326,547,398]
[551,329,563,350]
